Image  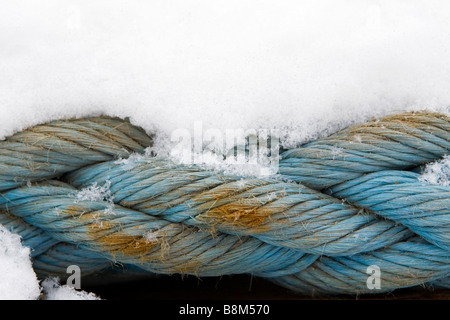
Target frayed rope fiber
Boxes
[0,112,449,295]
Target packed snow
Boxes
[0,0,449,299]
[1,1,449,147]
[0,225,41,300]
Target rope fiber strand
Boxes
[0,111,448,296]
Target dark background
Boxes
[82,273,449,300]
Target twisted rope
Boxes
[0,112,448,295]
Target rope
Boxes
[0,112,448,295]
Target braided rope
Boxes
[0,112,448,295]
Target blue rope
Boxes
[0,112,448,295]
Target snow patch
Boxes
[74,180,115,215]
[76,180,113,202]
[41,277,100,300]
[419,155,450,186]
[0,1,449,152]
[0,225,101,300]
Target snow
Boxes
[419,155,450,187]
[0,0,449,299]
[75,181,113,203]
[41,277,100,300]
[0,1,449,149]
[0,225,41,300]
[0,225,101,300]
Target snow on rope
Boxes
[0,112,448,295]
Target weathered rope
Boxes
[0,112,448,295]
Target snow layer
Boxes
[0,225,100,300]
[0,0,449,149]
